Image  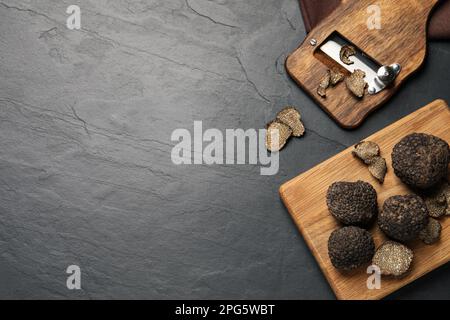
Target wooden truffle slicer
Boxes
[286,0,439,129]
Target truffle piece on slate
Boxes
[346,69,367,98]
[352,141,387,183]
[265,120,292,152]
[326,181,378,227]
[391,133,449,189]
[372,241,413,277]
[330,68,344,86]
[340,45,356,65]
[367,156,388,183]
[352,141,380,164]
[419,218,442,245]
[378,195,429,242]
[276,107,305,137]
[328,226,375,270]
[317,70,330,98]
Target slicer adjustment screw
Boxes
[310,39,317,46]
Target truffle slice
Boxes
[328,226,375,270]
[326,181,378,227]
[340,45,356,65]
[330,68,344,86]
[317,70,330,98]
[378,195,429,242]
[345,69,367,98]
[391,133,449,189]
[352,141,380,164]
[367,156,387,183]
[265,120,292,152]
[372,241,413,277]
[276,107,305,137]
[419,218,442,245]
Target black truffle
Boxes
[378,195,429,242]
[392,133,449,189]
[328,226,375,270]
[326,181,378,227]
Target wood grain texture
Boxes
[279,99,450,300]
[286,0,439,129]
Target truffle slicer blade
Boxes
[286,0,439,129]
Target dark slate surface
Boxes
[0,0,449,299]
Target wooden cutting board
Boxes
[279,99,450,300]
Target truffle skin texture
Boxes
[392,133,449,189]
[328,226,375,270]
[379,195,429,242]
[326,181,378,227]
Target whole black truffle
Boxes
[328,226,375,270]
[326,181,378,227]
[379,195,429,242]
[392,133,449,189]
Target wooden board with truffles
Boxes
[279,99,450,300]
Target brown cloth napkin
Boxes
[299,0,450,40]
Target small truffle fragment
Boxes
[378,195,429,242]
[276,107,305,137]
[367,156,387,183]
[391,133,449,189]
[317,70,330,98]
[445,183,450,216]
[265,120,292,152]
[330,68,344,86]
[328,226,375,270]
[352,141,380,164]
[352,141,387,183]
[372,241,413,277]
[340,45,356,65]
[345,69,367,98]
[326,181,378,227]
[419,218,442,245]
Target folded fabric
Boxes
[299,0,450,40]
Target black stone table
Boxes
[0,0,449,299]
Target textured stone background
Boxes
[0,0,449,299]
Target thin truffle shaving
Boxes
[340,45,356,65]
[317,70,331,98]
[372,241,413,277]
